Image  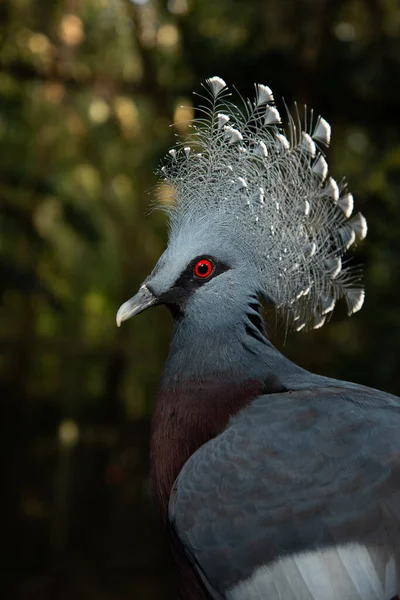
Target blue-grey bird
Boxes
[116,77,400,600]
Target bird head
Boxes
[116,217,261,332]
[117,77,367,334]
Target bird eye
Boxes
[194,259,213,279]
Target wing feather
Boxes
[169,385,400,598]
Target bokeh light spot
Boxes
[59,14,85,46]
[89,98,110,124]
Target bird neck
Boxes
[150,299,308,519]
[160,297,311,388]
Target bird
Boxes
[116,77,400,600]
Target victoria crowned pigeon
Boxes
[117,77,400,600]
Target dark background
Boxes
[0,0,399,598]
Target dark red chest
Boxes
[150,378,263,519]
[149,378,263,598]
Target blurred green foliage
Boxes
[0,0,399,598]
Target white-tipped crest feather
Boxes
[345,288,365,315]
[337,225,356,250]
[224,125,243,144]
[312,155,328,180]
[218,113,230,129]
[264,106,281,125]
[300,133,316,157]
[276,133,290,151]
[349,213,368,240]
[159,77,367,331]
[338,192,354,217]
[206,76,227,97]
[255,141,268,157]
[325,177,339,202]
[235,177,248,191]
[313,117,331,146]
[255,84,274,106]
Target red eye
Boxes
[194,259,213,279]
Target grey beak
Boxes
[116,285,158,327]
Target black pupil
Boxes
[197,262,210,276]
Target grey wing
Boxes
[168,386,400,600]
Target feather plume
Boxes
[218,113,230,128]
[324,177,339,202]
[349,213,368,240]
[264,106,281,125]
[300,133,316,157]
[254,141,268,157]
[338,192,354,217]
[158,77,367,330]
[205,76,227,97]
[312,155,328,180]
[255,83,274,106]
[313,116,331,146]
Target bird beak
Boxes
[116,285,158,327]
